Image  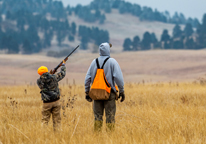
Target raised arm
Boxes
[56,66,66,82]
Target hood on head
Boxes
[99,42,110,56]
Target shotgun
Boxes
[50,45,80,74]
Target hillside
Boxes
[0,0,205,54]
[67,9,178,52]
[1,49,206,86]
[46,9,178,53]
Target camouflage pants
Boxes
[93,92,116,123]
[42,100,61,131]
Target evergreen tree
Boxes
[44,30,53,47]
[40,18,50,31]
[27,24,40,44]
[179,13,186,24]
[198,14,206,48]
[185,38,195,49]
[68,35,74,42]
[0,29,17,52]
[23,39,32,54]
[0,30,4,49]
[164,11,170,22]
[112,0,121,8]
[17,17,26,31]
[99,14,106,24]
[104,3,111,13]
[173,24,182,38]
[64,19,70,30]
[192,18,200,28]
[202,14,206,46]
[184,23,194,37]
[161,29,171,49]
[57,31,66,46]
[132,36,140,50]
[154,9,166,22]
[6,11,12,20]
[131,4,142,16]
[8,37,19,54]
[171,12,180,24]
[161,29,170,42]
[141,32,152,50]
[0,14,2,23]
[50,1,66,18]
[71,22,76,35]
[164,41,171,49]
[172,40,184,49]
[81,36,89,50]
[151,33,159,48]
[119,3,127,14]
[123,38,132,51]
[95,9,101,18]
[151,33,158,43]
[140,7,154,21]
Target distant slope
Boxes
[68,9,178,52]
[1,49,206,85]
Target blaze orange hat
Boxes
[38,66,48,75]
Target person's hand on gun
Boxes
[61,60,66,66]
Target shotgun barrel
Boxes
[50,45,80,74]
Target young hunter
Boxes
[37,60,66,131]
[85,42,125,131]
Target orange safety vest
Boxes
[89,57,111,100]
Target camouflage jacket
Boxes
[37,66,66,103]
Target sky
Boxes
[61,0,206,22]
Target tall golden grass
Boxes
[1,82,206,144]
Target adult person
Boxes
[85,42,125,131]
[37,60,66,131]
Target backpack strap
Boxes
[101,57,110,69]
[96,58,100,69]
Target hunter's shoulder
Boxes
[90,59,96,65]
[109,58,118,63]
[109,57,116,61]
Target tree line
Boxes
[0,0,110,54]
[1,0,200,27]
[0,9,77,54]
[86,0,199,27]
[123,14,206,51]
[0,0,204,53]
[79,26,109,50]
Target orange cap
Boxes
[38,66,48,75]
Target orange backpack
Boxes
[89,57,111,100]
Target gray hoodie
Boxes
[85,43,124,93]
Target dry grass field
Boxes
[1,82,206,144]
[1,49,206,143]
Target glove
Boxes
[118,92,125,102]
[85,92,92,102]
[62,60,66,66]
